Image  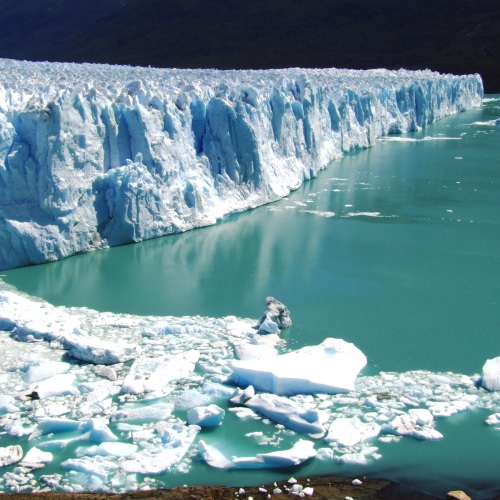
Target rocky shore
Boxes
[1,475,480,500]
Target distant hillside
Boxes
[0,0,499,92]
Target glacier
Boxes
[0,59,482,270]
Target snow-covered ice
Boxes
[0,59,483,270]
[198,439,316,469]
[230,338,367,395]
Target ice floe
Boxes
[230,338,367,395]
[1,282,500,493]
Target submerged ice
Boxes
[0,281,499,494]
[0,59,483,270]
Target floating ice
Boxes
[0,282,499,494]
[480,357,500,391]
[121,421,199,474]
[382,410,443,440]
[89,442,139,458]
[111,401,173,423]
[0,445,23,467]
[230,338,367,395]
[0,60,483,270]
[198,439,316,469]
[19,447,53,469]
[33,374,79,398]
[187,404,225,427]
[121,351,199,394]
[23,361,71,383]
[244,392,326,438]
[0,394,18,413]
[325,417,381,447]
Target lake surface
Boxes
[3,96,500,497]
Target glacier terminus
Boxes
[0,59,483,270]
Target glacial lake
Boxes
[3,96,500,497]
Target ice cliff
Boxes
[0,59,483,269]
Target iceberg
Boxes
[187,404,225,427]
[244,392,326,438]
[480,357,500,391]
[198,439,316,469]
[0,59,482,270]
[230,338,367,395]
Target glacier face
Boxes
[0,59,483,270]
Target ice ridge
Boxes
[0,59,483,269]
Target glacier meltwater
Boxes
[0,59,482,270]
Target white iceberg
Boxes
[198,439,316,469]
[382,410,443,440]
[19,447,53,469]
[121,351,199,394]
[481,357,500,391]
[187,404,225,427]
[0,445,23,467]
[23,361,71,383]
[244,392,326,438]
[230,338,367,395]
[121,421,199,474]
[325,417,381,447]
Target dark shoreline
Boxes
[2,475,474,499]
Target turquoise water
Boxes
[3,97,500,496]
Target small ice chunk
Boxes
[34,374,79,398]
[202,382,238,399]
[121,421,199,474]
[485,413,500,426]
[187,404,225,427]
[36,418,83,435]
[198,441,234,469]
[383,412,443,440]
[325,417,381,446]
[66,336,140,365]
[92,365,118,381]
[111,402,173,423]
[316,447,335,461]
[93,442,138,457]
[244,393,326,438]
[257,319,280,335]
[82,419,118,443]
[352,478,363,485]
[61,456,119,479]
[174,389,212,412]
[20,447,53,468]
[481,357,500,391]
[121,351,199,394]
[0,394,19,413]
[0,445,23,467]
[23,361,71,383]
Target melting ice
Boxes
[0,59,483,270]
[1,282,500,494]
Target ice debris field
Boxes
[0,59,483,270]
[1,283,500,494]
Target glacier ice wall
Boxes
[0,59,483,269]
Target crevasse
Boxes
[0,59,483,270]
